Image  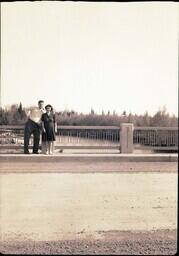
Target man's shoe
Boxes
[33,152,39,154]
[24,151,30,154]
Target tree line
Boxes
[0,103,178,127]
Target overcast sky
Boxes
[1,1,178,116]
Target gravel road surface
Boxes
[1,169,177,255]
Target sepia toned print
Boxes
[0,1,178,255]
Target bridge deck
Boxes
[0,153,177,173]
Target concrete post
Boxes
[120,123,134,153]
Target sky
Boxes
[1,1,178,116]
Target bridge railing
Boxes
[133,127,178,150]
[0,124,178,153]
[0,125,120,150]
[57,126,119,148]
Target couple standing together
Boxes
[24,100,57,155]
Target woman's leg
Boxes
[49,141,54,154]
[47,141,51,154]
[41,132,47,154]
[51,141,55,154]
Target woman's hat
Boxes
[45,104,53,110]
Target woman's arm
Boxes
[54,122,57,133]
[42,121,46,133]
[53,114,57,133]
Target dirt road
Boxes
[0,170,177,254]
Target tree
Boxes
[90,108,95,115]
[10,104,18,112]
[151,107,171,127]
[128,112,133,123]
[0,108,8,124]
[142,111,150,126]
[18,102,23,114]
[113,110,116,116]
[122,110,127,116]
[0,103,178,126]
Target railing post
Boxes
[120,123,134,153]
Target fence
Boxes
[0,124,178,153]
[134,127,178,150]
[57,126,119,149]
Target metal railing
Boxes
[58,126,119,147]
[0,125,120,150]
[0,126,25,145]
[133,127,178,150]
[0,125,178,152]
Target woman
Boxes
[41,104,57,154]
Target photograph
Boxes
[0,1,178,255]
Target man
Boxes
[24,100,45,154]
